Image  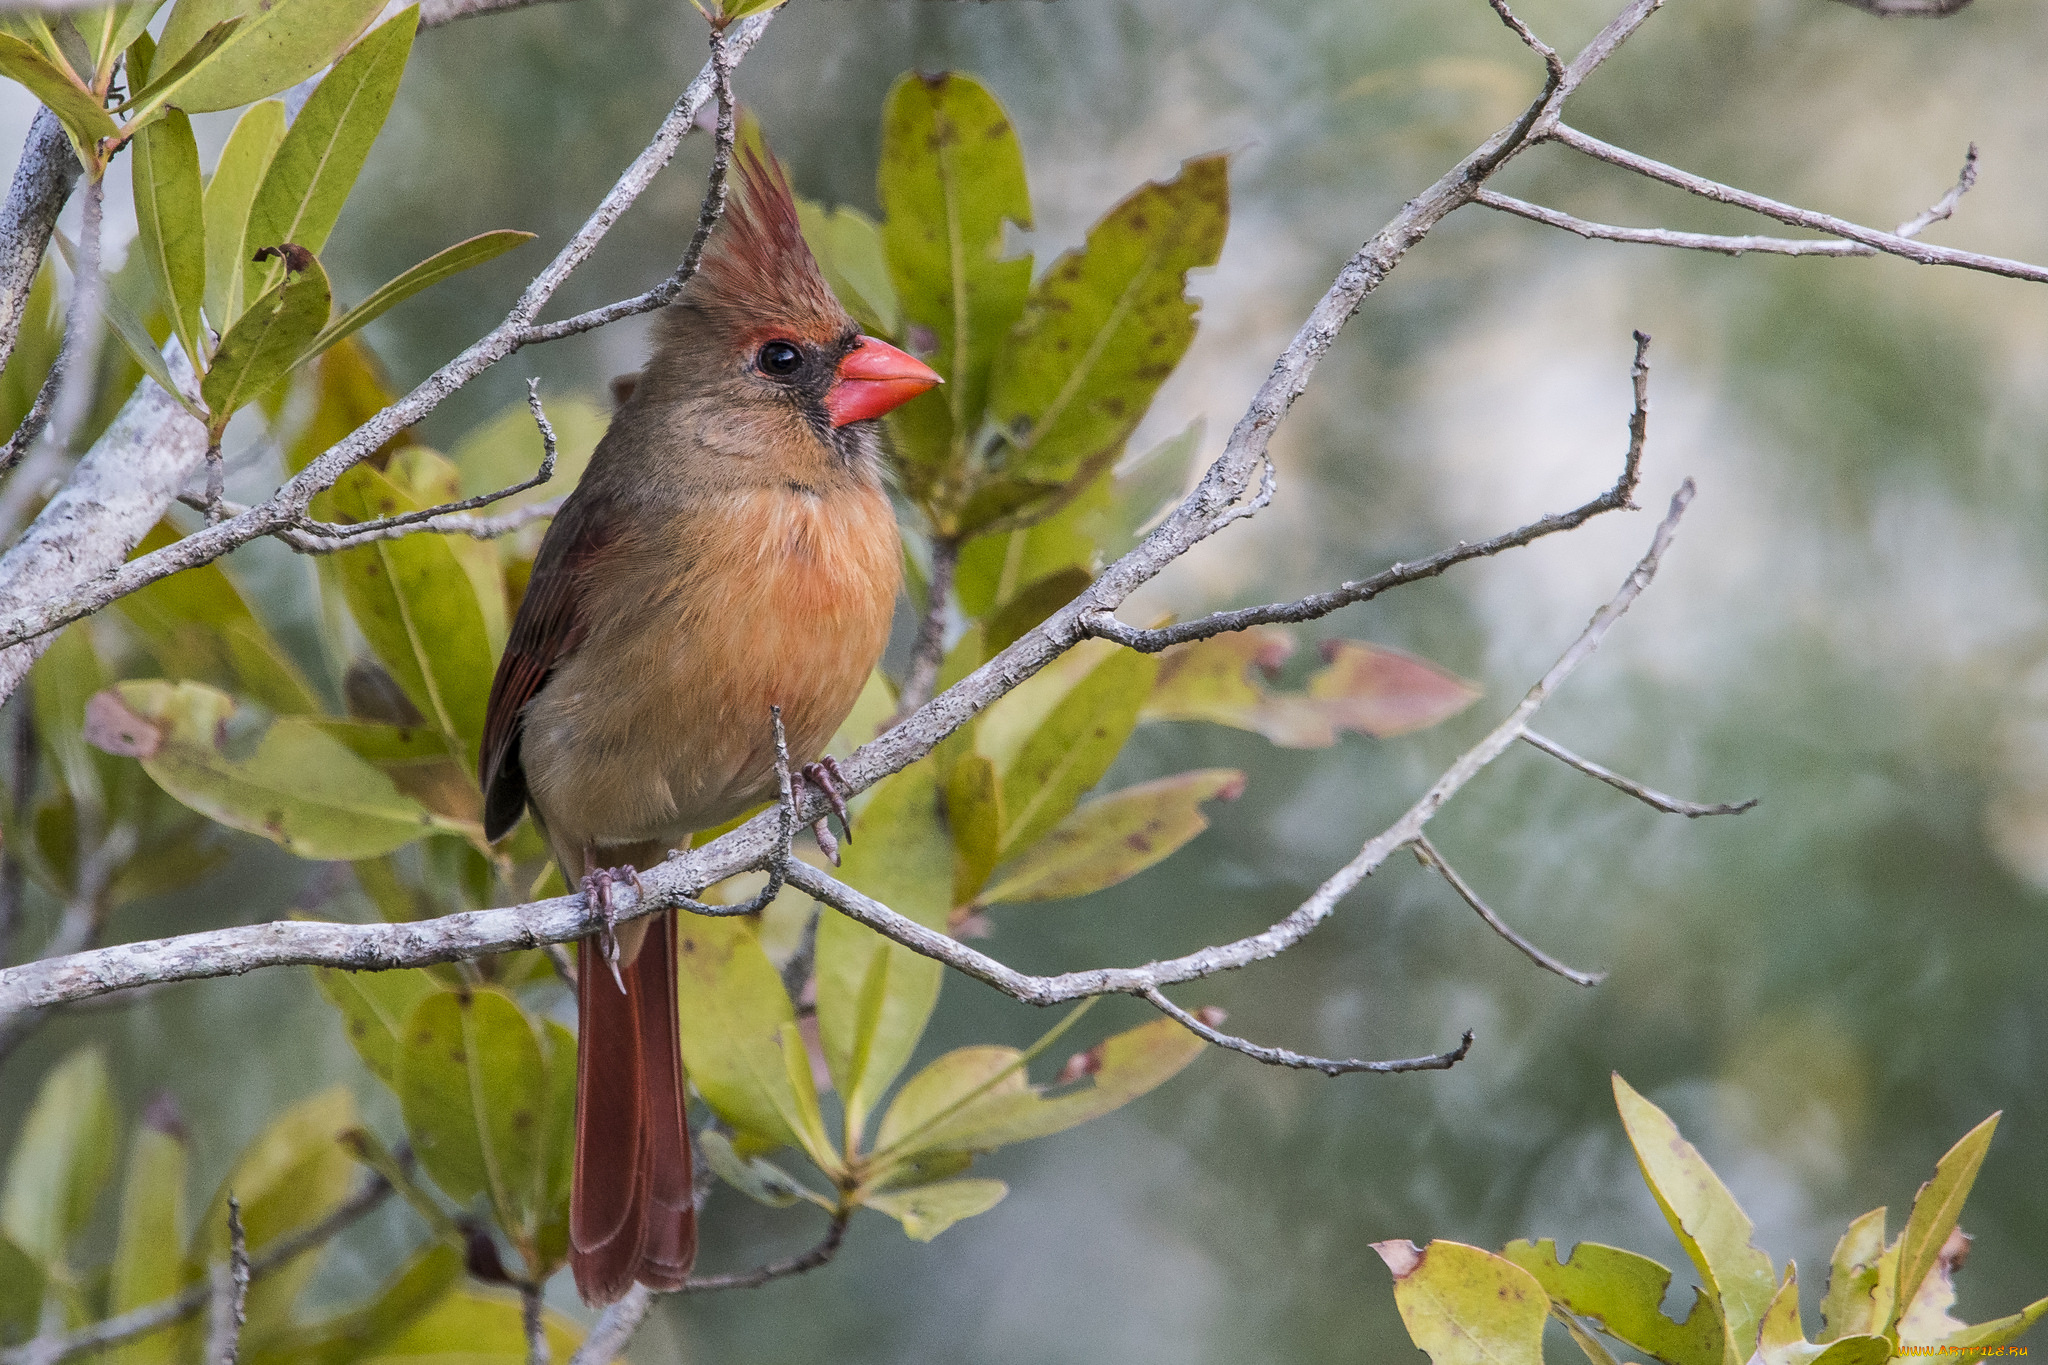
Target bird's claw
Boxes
[800,757,853,857]
[580,864,645,995]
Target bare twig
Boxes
[1085,331,1651,654]
[1486,0,1565,86]
[512,22,739,349]
[1142,988,1474,1075]
[1828,0,1974,14]
[289,379,559,542]
[897,535,960,717]
[204,1199,251,1365]
[1477,190,1872,257]
[1544,123,2048,283]
[1896,144,1978,238]
[565,1211,852,1364]
[1410,833,1604,987]
[521,1278,548,1365]
[0,359,64,478]
[1,1171,392,1365]
[1518,730,1758,817]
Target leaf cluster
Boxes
[1375,1076,2047,1365]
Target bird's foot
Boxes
[580,864,645,995]
[800,758,852,865]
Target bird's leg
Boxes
[800,757,852,865]
[579,857,646,995]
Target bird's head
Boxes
[649,145,940,469]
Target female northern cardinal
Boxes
[479,147,940,1305]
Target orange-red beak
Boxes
[826,336,942,427]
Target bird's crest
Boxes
[682,144,844,340]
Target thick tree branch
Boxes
[0,110,79,386]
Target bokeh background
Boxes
[6,0,2048,1358]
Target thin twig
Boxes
[521,1279,548,1365]
[1896,144,1978,238]
[203,1199,250,1365]
[1518,730,1758,817]
[1545,122,2048,284]
[2,1171,392,1365]
[1477,190,1873,257]
[1487,0,1565,85]
[289,379,559,541]
[1828,0,1974,15]
[1142,988,1474,1076]
[565,1211,851,1364]
[1410,833,1604,987]
[513,22,738,349]
[1085,331,1651,653]
[897,536,959,717]
[0,360,65,478]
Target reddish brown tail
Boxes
[570,908,697,1304]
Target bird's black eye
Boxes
[757,340,803,377]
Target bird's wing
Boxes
[480,494,615,842]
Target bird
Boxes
[478,145,941,1306]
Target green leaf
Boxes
[1806,1338,1892,1365]
[0,1048,118,1266]
[117,16,238,124]
[96,679,459,858]
[1820,1208,1887,1341]
[1373,1239,1549,1365]
[981,768,1244,906]
[821,760,954,1142]
[120,520,320,715]
[31,623,118,817]
[877,71,1033,525]
[87,259,200,420]
[245,1242,462,1365]
[1611,1073,1778,1360]
[865,1178,1006,1242]
[84,3,164,78]
[190,1088,359,1348]
[1890,1113,1999,1339]
[395,988,551,1243]
[129,105,204,370]
[0,33,115,150]
[698,1130,817,1209]
[0,1233,43,1347]
[303,230,533,361]
[153,0,386,114]
[946,751,1001,907]
[1753,1266,1807,1365]
[201,251,331,432]
[997,642,1158,856]
[352,1287,584,1364]
[243,8,416,301]
[673,914,803,1154]
[0,258,62,436]
[108,1107,189,1365]
[313,965,441,1087]
[797,198,897,337]
[717,0,792,19]
[309,719,456,766]
[320,459,496,770]
[878,1017,1204,1155]
[202,100,286,334]
[1501,1238,1726,1365]
[987,155,1226,495]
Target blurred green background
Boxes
[6,0,2048,1358]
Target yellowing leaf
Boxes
[865,1178,1006,1242]
[307,230,535,362]
[980,768,1244,906]
[98,680,459,858]
[156,0,387,115]
[201,252,332,433]
[998,643,1158,856]
[1500,1238,1726,1365]
[798,198,897,337]
[130,108,206,371]
[1820,1208,1888,1341]
[1307,640,1481,738]
[108,1107,188,1365]
[1890,1113,1999,1339]
[353,1286,583,1364]
[201,100,286,333]
[1372,1239,1548,1365]
[1612,1073,1778,1356]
